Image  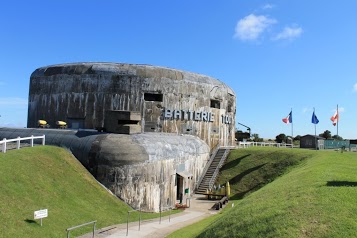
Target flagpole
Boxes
[291,108,293,147]
[337,104,339,137]
[314,107,317,150]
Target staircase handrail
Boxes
[208,148,230,191]
[196,144,220,190]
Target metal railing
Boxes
[126,208,141,236]
[66,220,96,238]
[0,135,45,153]
[196,145,220,190]
[208,149,230,190]
[159,206,173,224]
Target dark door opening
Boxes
[176,174,183,200]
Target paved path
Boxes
[79,194,220,238]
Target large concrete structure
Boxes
[28,63,236,149]
[1,63,237,212]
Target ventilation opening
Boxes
[227,94,234,112]
[118,120,139,125]
[144,93,163,102]
[210,99,220,109]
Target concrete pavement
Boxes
[78,194,220,238]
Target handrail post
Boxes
[66,221,96,238]
[169,207,171,222]
[138,207,141,231]
[159,206,162,224]
[93,222,96,238]
[126,211,130,236]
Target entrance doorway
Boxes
[176,174,183,200]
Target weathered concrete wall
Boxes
[28,63,236,149]
[96,133,210,212]
[0,128,209,212]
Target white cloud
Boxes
[262,4,274,10]
[302,107,311,114]
[234,14,277,41]
[353,83,357,92]
[0,97,28,106]
[273,26,303,41]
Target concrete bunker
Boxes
[1,62,237,212]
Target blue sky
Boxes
[1,1,357,139]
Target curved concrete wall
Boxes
[0,128,209,212]
[28,63,236,149]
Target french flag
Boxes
[282,111,292,124]
[330,110,339,126]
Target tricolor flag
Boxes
[282,111,292,124]
[330,110,339,126]
[311,111,319,124]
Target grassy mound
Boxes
[217,147,311,199]
[0,146,168,237]
[169,148,357,238]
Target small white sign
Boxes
[34,209,48,219]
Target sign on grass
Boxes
[34,209,48,219]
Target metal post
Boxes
[159,206,162,224]
[93,222,96,238]
[42,135,45,145]
[30,135,34,147]
[126,211,130,236]
[169,207,171,222]
[138,207,141,231]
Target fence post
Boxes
[30,135,34,147]
[16,137,20,149]
[42,135,45,145]
[2,138,6,153]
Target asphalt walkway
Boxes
[79,194,220,238]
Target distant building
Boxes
[300,135,324,149]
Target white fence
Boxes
[0,135,46,153]
[238,141,294,148]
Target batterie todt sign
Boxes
[163,108,232,124]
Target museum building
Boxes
[1,62,237,212]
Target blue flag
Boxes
[311,111,319,124]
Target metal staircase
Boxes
[196,147,231,194]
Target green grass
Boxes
[169,147,357,238]
[0,146,177,238]
[218,147,311,199]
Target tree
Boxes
[319,130,332,139]
[275,133,286,143]
[294,135,301,141]
[332,135,343,140]
[251,133,263,142]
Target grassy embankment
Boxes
[168,147,357,238]
[0,146,176,238]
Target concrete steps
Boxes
[196,148,229,194]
